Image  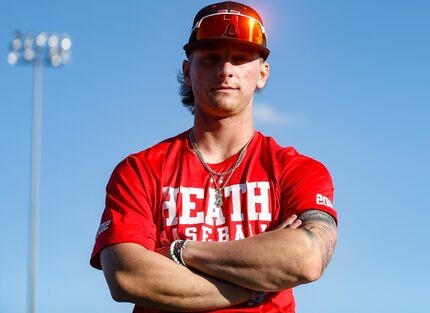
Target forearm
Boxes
[101,243,252,312]
[182,228,320,292]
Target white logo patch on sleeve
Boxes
[316,194,333,208]
[96,220,111,239]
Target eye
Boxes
[203,53,220,63]
[231,55,251,64]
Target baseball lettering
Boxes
[162,186,179,226]
[160,181,272,243]
[246,181,272,221]
[179,186,205,224]
[225,183,246,221]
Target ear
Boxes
[256,61,270,89]
[182,60,191,87]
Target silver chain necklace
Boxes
[188,128,255,208]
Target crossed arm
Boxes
[100,210,337,311]
[180,210,337,291]
[100,242,252,311]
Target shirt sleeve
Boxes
[90,154,157,270]
[279,154,337,224]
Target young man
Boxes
[90,2,338,312]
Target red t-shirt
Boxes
[90,130,337,313]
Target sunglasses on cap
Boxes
[192,11,267,46]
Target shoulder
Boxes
[110,131,189,180]
[121,131,188,165]
[135,130,188,161]
[255,131,331,176]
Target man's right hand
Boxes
[275,214,302,230]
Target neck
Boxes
[191,115,254,164]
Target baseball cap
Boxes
[183,1,270,60]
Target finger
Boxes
[275,214,298,229]
[280,218,302,230]
[288,219,302,229]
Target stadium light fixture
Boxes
[8,31,72,313]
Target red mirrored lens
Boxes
[196,14,264,45]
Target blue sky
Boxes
[1,1,429,312]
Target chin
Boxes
[209,100,236,110]
[210,95,239,106]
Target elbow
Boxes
[106,272,135,303]
[105,271,151,305]
[277,250,323,289]
[106,271,172,309]
[108,275,140,303]
[261,252,323,291]
[296,250,323,284]
[110,288,128,303]
[299,264,322,284]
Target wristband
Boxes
[169,240,189,266]
[246,291,265,306]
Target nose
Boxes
[217,61,234,79]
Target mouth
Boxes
[211,86,238,92]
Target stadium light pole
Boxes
[8,31,72,313]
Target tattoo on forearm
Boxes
[298,210,337,271]
[301,227,316,241]
[324,239,335,269]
